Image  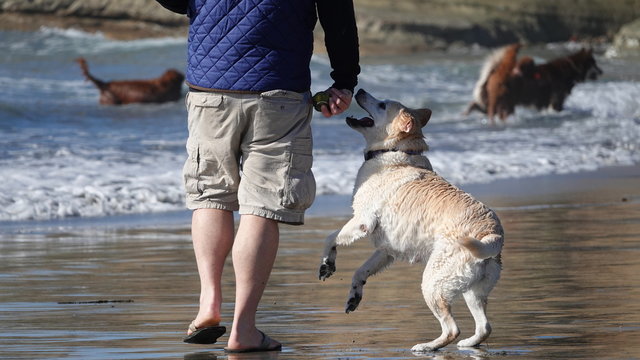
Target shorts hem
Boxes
[186,199,239,212]
[239,205,305,225]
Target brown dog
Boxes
[513,48,603,112]
[465,45,602,122]
[484,43,520,122]
[76,58,184,105]
[464,43,521,123]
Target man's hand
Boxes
[320,88,353,117]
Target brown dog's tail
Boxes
[459,234,503,259]
[470,47,507,109]
[75,57,106,90]
[469,44,520,111]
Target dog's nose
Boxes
[356,89,367,97]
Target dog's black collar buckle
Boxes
[364,149,422,161]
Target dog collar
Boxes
[364,149,423,161]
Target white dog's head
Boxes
[347,89,432,154]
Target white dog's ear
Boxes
[397,108,432,133]
[397,109,416,133]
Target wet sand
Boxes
[1,166,639,359]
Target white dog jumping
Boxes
[319,89,504,352]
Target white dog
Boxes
[319,89,504,352]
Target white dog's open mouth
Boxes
[346,116,374,128]
[347,89,376,128]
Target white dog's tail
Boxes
[459,234,503,259]
[471,46,510,107]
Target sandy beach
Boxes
[1,165,639,359]
[1,4,639,357]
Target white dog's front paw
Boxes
[411,342,438,353]
[345,290,362,313]
[318,257,336,281]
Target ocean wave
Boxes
[0,150,185,221]
[1,29,639,222]
[1,26,186,61]
[38,26,106,39]
[37,26,186,47]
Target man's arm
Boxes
[316,0,361,116]
[316,0,360,93]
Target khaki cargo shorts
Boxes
[183,90,315,225]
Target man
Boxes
[177,0,359,352]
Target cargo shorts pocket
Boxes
[183,91,239,199]
[255,90,310,141]
[183,137,201,195]
[186,92,228,139]
[280,138,316,210]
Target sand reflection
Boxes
[0,196,639,359]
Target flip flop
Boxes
[183,321,226,344]
[224,330,282,353]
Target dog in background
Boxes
[76,57,184,105]
[465,44,603,122]
[319,89,504,352]
[465,43,521,123]
[513,48,602,112]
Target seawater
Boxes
[1,28,639,221]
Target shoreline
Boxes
[0,13,189,41]
[2,164,637,235]
[0,11,637,57]
[308,164,640,216]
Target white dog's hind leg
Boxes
[457,290,491,347]
[458,258,501,347]
[412,250,462,352]
[345,250,394,313]
[412,295,460,352]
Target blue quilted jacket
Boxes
[186,0,359,93]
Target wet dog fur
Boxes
[319,89,504,351]
[76,57,184,105]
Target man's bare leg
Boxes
[226,214,281,350]
[188,208,235,332]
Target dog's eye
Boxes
[378,102,386,110]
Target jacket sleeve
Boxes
[316,0,361,93]
[154,0,188,14]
